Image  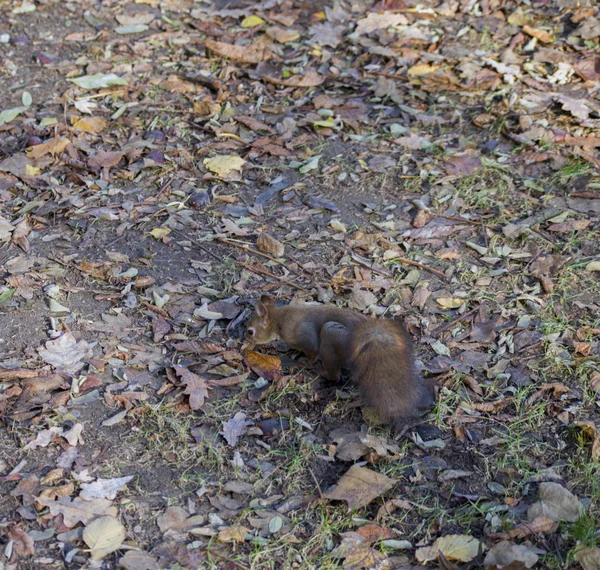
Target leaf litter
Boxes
[0,0,599,567]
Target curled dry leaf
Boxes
[256,233,285,258]
[575,547,600,570]
[527,482,584,523]
[36,496,117,527]
[205,39,271,64]
[27,136,69,159]
[355,12,408,35]
[7,525,35,558]
[262,70,325,87]
[80,476,134,501]
[245,350,281,382]
[484,540,538,569]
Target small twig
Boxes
[238,260,309,291]
[308,467,324,499]
[206,549,250,570]
[350,252,393,278]
[431,306,479,337]
[217,237,300,275]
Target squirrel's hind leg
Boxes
[318,322,351,382]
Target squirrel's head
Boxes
[245,295,276,348]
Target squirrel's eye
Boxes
[247,328,255,337]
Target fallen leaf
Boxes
[38,332,93,375]
[245,351,281,381]
[221,412,253,447]
[119,550,160,570]
[575,547,600,570]
[203,155,246,178]
[523,25,554,43]
[416,534,482,563]
[36,496,117,527]
[241,15,264,28]
[437,297,464,309]
[218,525,250,543]
[80,476,135,500]
[408,63,440,76]
[69,73,128,90]
[355,12,408,35]
[174,366,209,410]
[256,233,285,257]
[527,482,584,523]
[83,515,126,560]
[27,136,69,159]
[573,421,600,460]
[262,70,325,87]
[484,540,538,569]
[324,465,396,509]
[205,39,271,64]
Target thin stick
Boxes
[238,260,309,291]
[308,467,324,499]
[217,237,299,274]
[431,306,479,337]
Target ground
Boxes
[0,0,599,568]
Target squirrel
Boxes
[244,295,434,432]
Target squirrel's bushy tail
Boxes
[348,320,434,423]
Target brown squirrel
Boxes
[245,295,434,431]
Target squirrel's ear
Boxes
[260,294,274,305]
[255,301,268,319]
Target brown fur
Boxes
[245,295,434,429]
[348,319,434,425]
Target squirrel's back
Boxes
[348,319,433,423]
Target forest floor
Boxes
[0,0,599,568]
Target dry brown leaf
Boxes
[324,465,396,510]
[355,12,408,35]
[256,233,285,258]
[174,366,209,410]
[36,496,117,527]
[262,70,325,87]
[218,525,250,543]
[205,39,271,64]
[245,350,281,381]
[573,421,600,460]
[523,25,554,43]
[71,116,107,133]
[27,136,69,159]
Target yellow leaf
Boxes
[72,116,107,133]
[218,524,250,542]
[83,515,126,560]
[436,297,464,309]
[241,15,264,28]
[150,227,171,239]
[25,164,41,176]
[203,155,246,178]
[266,26,300,43]
[434,534,482,562]
[408,63,439,76]
[310,117,335,129]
